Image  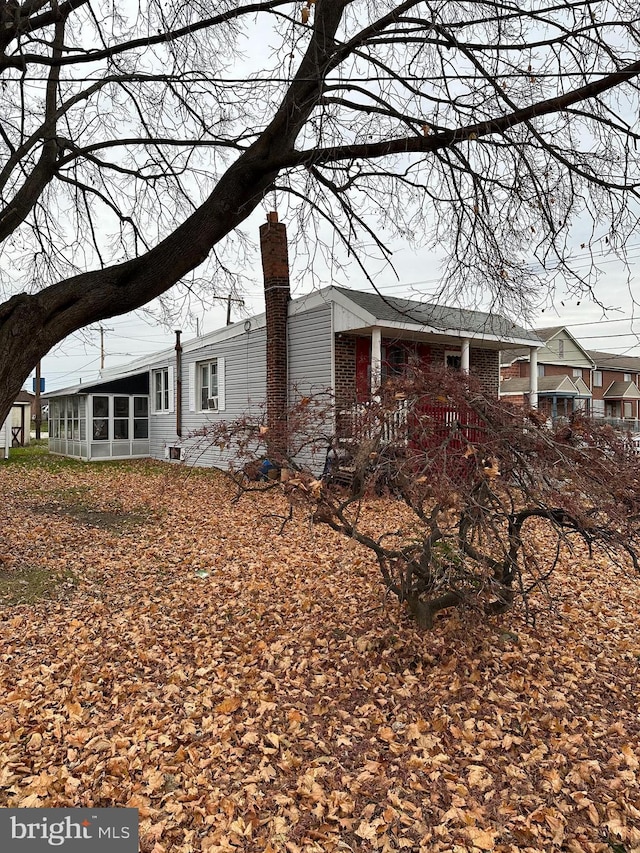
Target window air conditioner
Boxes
[208,397,219,411]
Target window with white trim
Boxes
[592,399,604,417]
[624,373,632,382]
[537,364,545,378]
[189,357,226,413]
[558,339,565,359]
[573,368,582,378]
[200,361,219,410]
[152,367,174,412]
[593,370,603,387]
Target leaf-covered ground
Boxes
[0,454,639,852]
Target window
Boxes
[190,357,225,412]
[624,401,633,418]
[134,397,149,439]
[113,397,129,440]
[382,344,406,381]
[200,361,218,410]
[558,339,565,359]
[624,373,632,382]
[593,370,603,387]
[537,364,545,378]
[92,396,109,440]
[153,368,171,412]
[592,399,605,417]
[573,368,582,378]
[50,400,60,439]
[445,350,462,370]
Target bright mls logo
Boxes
[0,809,138,851]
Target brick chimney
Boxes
[260,211,290,458]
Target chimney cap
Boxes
[267,211,279,223]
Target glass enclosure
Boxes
[49,394,149,460]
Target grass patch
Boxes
[2,442,84,472]
[0,565,77,606]
[32,501,151,530]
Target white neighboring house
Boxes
[0,392,33,458]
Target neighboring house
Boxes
[586,350,640,422]
[0,391,34,458]
[46,213,540,469]
[500,326,594,418]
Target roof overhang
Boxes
[326,288,540,350]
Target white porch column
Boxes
[461,338,470,374]
[370,326,382,396]
[529,347,539,409]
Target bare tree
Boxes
[2,1,640,421]
[205,367,640,629]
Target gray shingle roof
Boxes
[587,350,640,373]
[501,376,588,395]
[333,287,538,342]
[602,380,640,399]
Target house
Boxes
[586,350,640,423]
[0,391,34,458]
[500,326,594,418]
[46,213,541,469]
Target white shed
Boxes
[0,392,33,457]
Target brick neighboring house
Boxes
[500,326,594,418]
[586,350,640,423]
[46,213,540,469]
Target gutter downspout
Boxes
[529,347,539,409]
[175,330,182,438]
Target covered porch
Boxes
[332,288,541,416]
[601,380,640,421]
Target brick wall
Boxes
[334,334,357,408]
[469,349,500,396]
[500,361,524,380]
[260,212,289,451]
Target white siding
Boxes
[288,304,332,396]
[161,326,267,468]
[288,304,333,473]
[144,304,332,473]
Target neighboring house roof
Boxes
[500,325,594,367]
[573,377,591,397]
[533,325,566,339]
[500,376,591,396]
[14,391,33,405]
[602,380,640,400]
[587,350,640,373]
[331,286,538,345]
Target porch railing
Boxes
[339,400,410,445]
[337,399,487,449]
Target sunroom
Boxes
[47,372,150,461]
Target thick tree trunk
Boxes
[0,155,274,424]
[0,1,349,426]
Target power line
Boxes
[6,71,635,84]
